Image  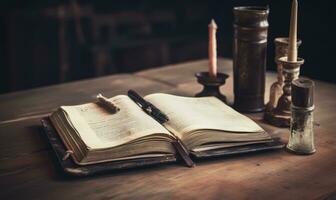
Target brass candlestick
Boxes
[265,38,301,117]
[265,56,304,127]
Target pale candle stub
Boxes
[288,0,298,62]
[208,19,218,78]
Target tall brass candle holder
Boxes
[265,0,302,127]
[264,38,301,122]
[265,56,304,127]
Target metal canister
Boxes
[233,6,269,112]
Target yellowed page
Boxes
[144,93,264,138]
[62,95,171,149]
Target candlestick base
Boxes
[195,72,229,103]
[264,110,291,127]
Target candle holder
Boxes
[265,56,304,127]
[264,38,301,119]
[195,72,229,103]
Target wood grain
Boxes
[0,58,335,200]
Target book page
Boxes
[145,93,264,139]
[61,95,172,149]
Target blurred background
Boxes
[0,0,334,94]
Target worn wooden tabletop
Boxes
[0,58,335,200]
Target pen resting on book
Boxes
[96,93,120,113]
[127,90,169,124]
[127,89,194,167]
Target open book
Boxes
[50,93,273,166]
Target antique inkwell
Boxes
[287,78,316,154]
[195,19,229,103]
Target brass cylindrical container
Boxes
[233,6,269,112]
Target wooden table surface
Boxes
[0,58,335,200]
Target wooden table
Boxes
[1,58,335,200]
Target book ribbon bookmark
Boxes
[127,90,195,168]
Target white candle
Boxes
[208,19,218,78]
[288,0,298,62]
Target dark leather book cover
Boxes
[41,117,284,176]
[41,118,177,176]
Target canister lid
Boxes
[292,78,314,108]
